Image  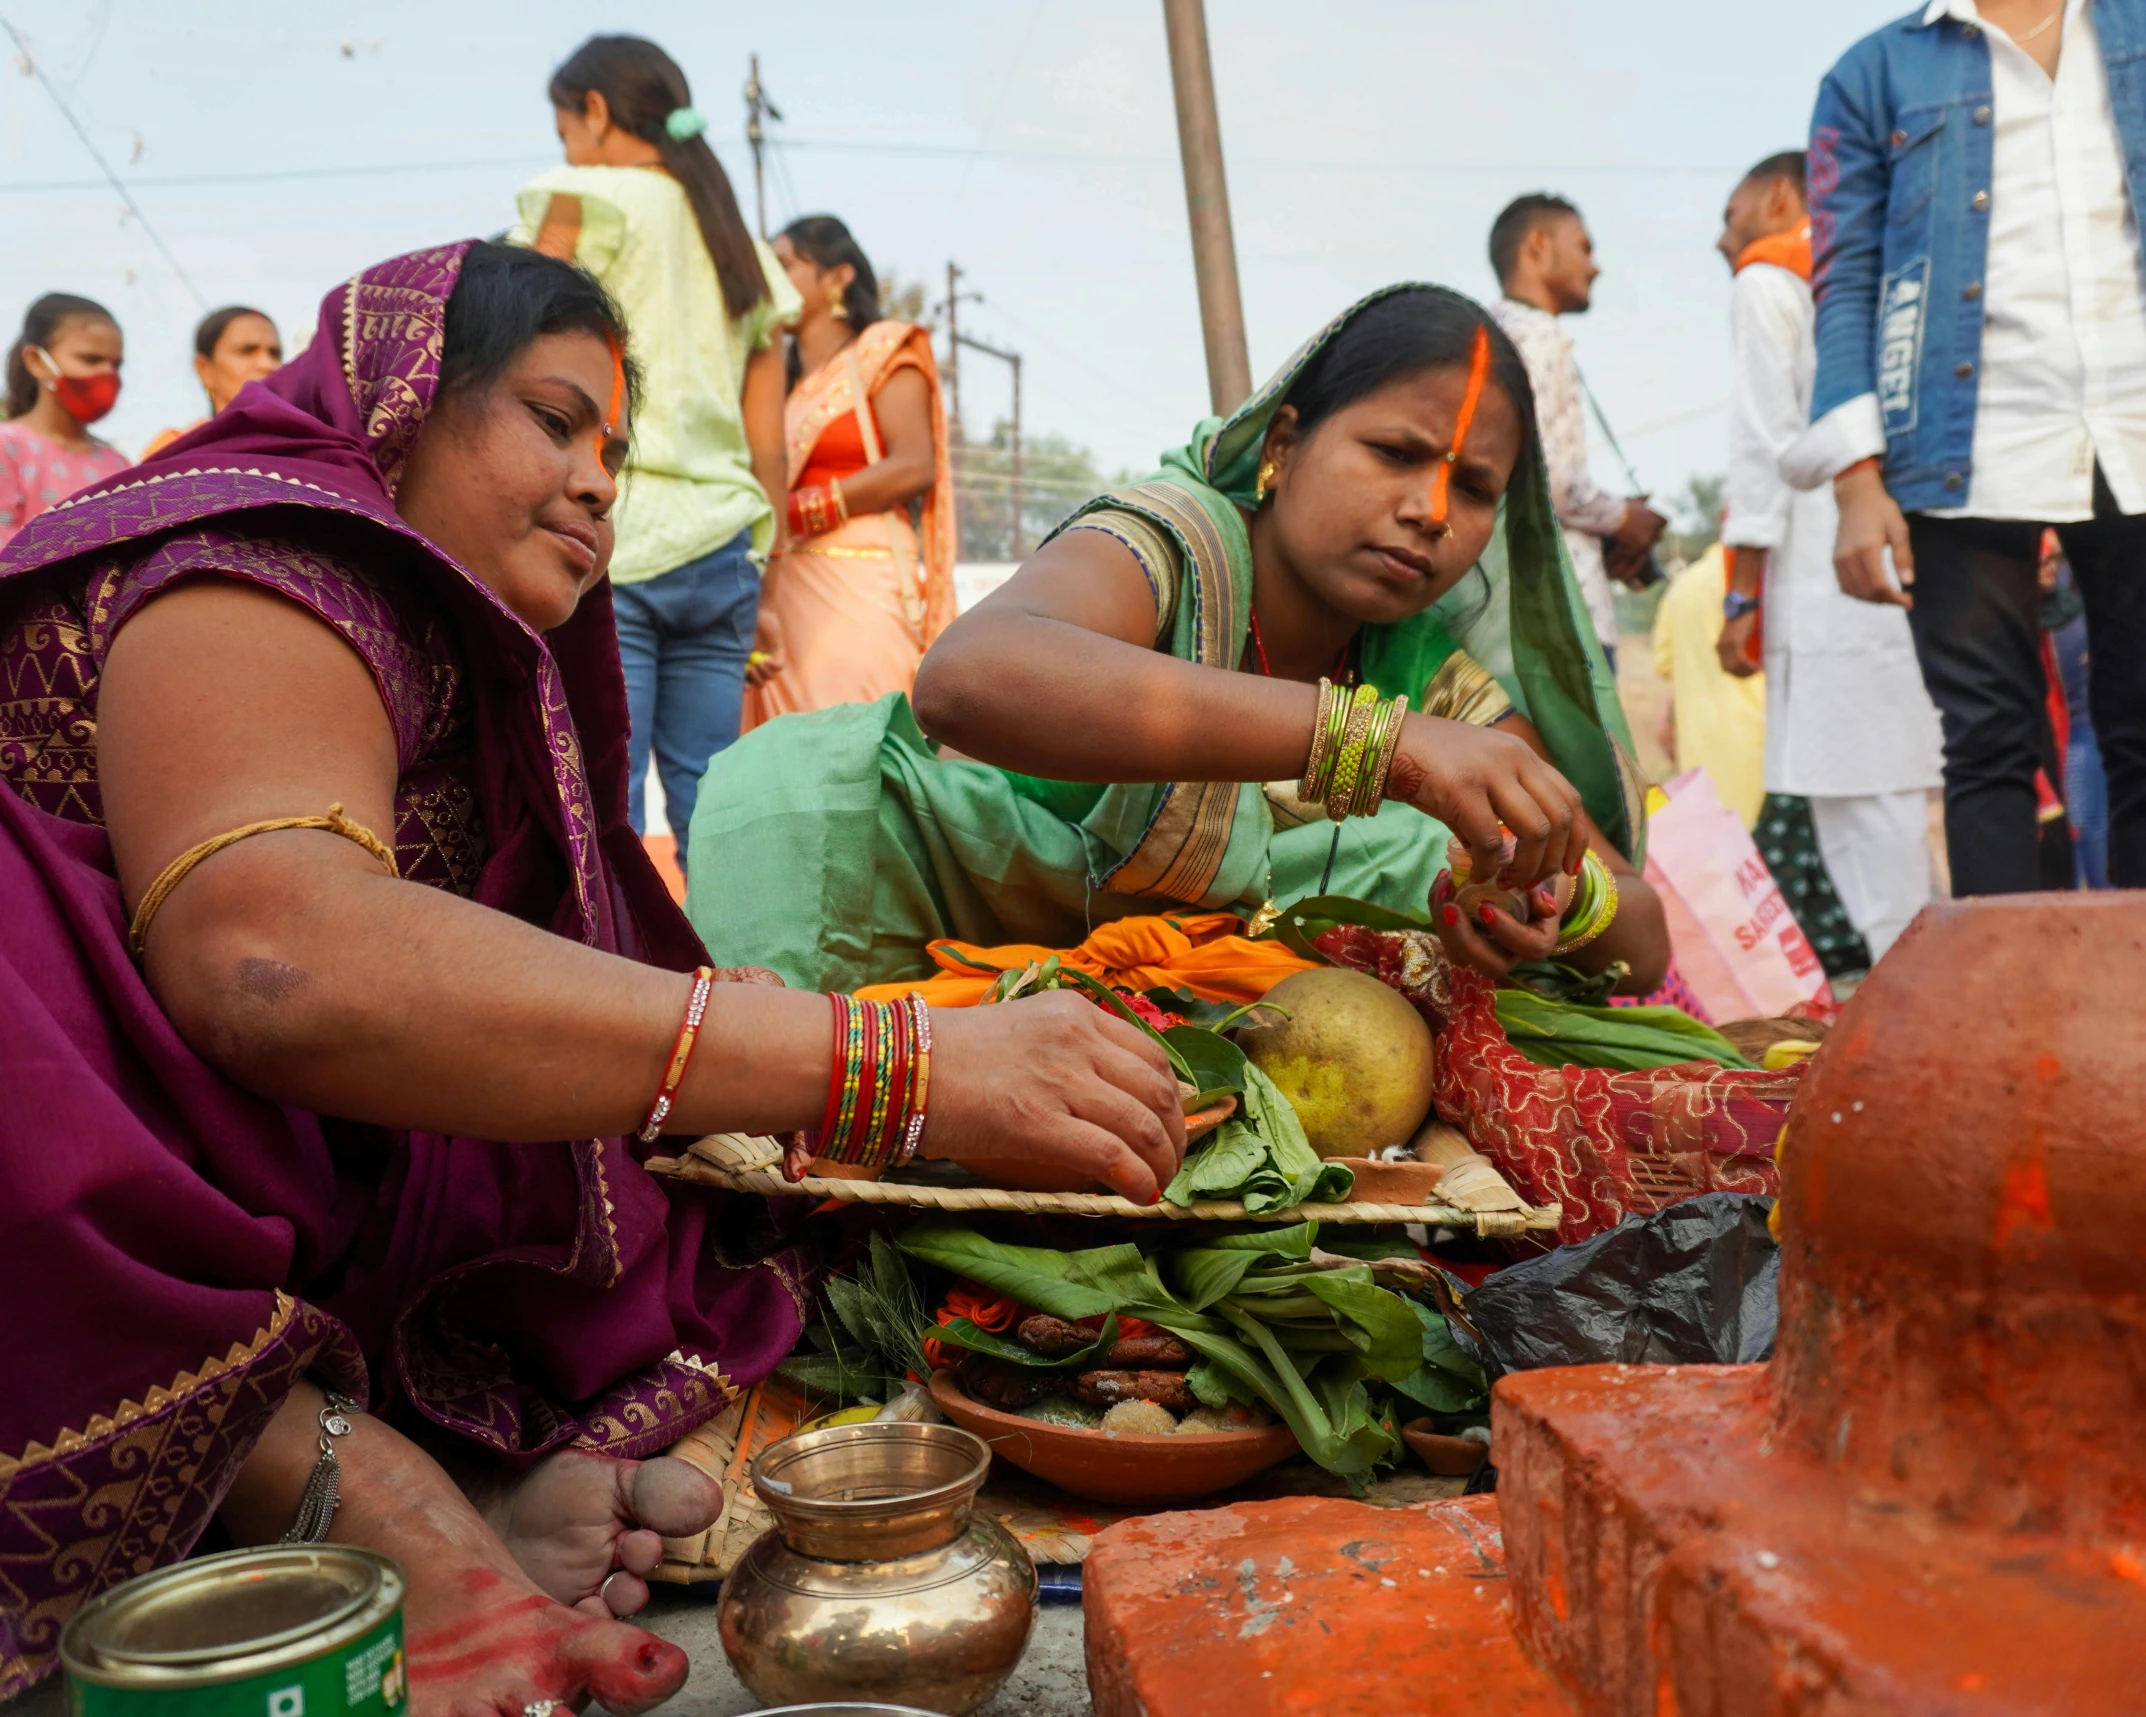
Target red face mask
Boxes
[32,348,121,424]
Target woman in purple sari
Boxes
[0,242,1182,1712]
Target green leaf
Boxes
[1052,968,1195,1085]
[1186,1357,1239,1410]
[925,1313,1119,1370]
[1163,1023,1249,1103]
[1267,894,1431,964]
[1387,1301,1490,1415]
[896,1226,1119,1319]
[1491,988,1756,1071]
[1301,1275,1427,1383]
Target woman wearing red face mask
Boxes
[2,293,130,549]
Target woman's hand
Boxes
[1431,869,1564,979]
[746,607,787,686]
[1384,711,1585,889]
[920,991,1187,1203]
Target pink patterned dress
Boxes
[0,420,128,549]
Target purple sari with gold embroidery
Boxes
[0,245,808,1695]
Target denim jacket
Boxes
[1807,1,2146,511]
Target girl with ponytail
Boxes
[518,34,800,868]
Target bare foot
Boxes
[220,1389,692,1717]
[466,1452,722,1619]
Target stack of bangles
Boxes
[812,993,933,1173]
[1299,677,1409,820]
[1552,850,1620,954]
[788,480,849,539]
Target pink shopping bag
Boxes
[1642,769,1831,1022]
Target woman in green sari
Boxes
[687,285,1667,994]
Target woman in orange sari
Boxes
[744,215,955,725]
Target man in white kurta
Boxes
[1714,154,1943,962]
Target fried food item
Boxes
[959,1355,1058,1410]
[1016,1314,1192,1368]
[1070,1369,1199,1414]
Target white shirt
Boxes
[1490,298,1628,646]
[1805,0,2146,518]
[1728,261,1944,796]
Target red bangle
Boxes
[810,993,933,1171]
[638,966,715,1142]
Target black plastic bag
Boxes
[1455,1192,1778,1380]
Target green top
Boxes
[683,283,1645,991]
[514,166,801,580]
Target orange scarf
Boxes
[853,912,1316,1009]
[1734,221,1812,282]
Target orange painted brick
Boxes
[1082,1494,1567,1716]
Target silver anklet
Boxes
[281,1392,359,1544]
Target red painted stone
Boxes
[1085,897,2146,1715]
[1082,1495,1564,1716]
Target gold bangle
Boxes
[1346,698,1392,819]
[1299,678,1341,801]
[1324,685,1380,820]
[830,478,849,525]
[1358,693,1409,812]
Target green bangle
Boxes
[1555,851,1619,953]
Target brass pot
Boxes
[717,1421,1036,1715]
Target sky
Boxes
[2,1,1892,520]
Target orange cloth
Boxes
[853,912,1316,1008]
[1734,221,1812,282]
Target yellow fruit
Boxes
[1238,966,1436,1158]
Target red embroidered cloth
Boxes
[1315,925,1800,1245]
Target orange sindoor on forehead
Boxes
[594,339,625,464]
[1428,324,1494,526]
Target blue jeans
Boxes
[613,530,760,869]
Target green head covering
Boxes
[1068,281,1644,865]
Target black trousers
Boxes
[1906,471,2146,894]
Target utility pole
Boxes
[939,261,983,447]
[1160,0,1251,414]
[743,54,779,238]
[959,333,1023,554]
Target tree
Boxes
[952,422,1129,562]
[1664,472,1726,566]
[876,270,928,326]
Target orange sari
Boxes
[742,320,956,729]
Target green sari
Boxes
[687,284,1644,991]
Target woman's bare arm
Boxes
[741,345,788,554]
[823,366,934,516]
[913,530,1585,884]
[97,580,1185,1194]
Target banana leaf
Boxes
[1493,988,1755,1071]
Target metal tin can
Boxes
[62,1547,407,1717]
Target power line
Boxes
[0,139,1751,198]
[0,13,204,306]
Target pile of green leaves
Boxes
[778,1233,933,1405]
[899,1221,1485,1493]
[990,958,1353,1214]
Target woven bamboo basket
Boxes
[647,1132,1560,1239]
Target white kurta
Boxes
[1722,263,1943,798]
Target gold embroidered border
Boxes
[0,1292,299,1481]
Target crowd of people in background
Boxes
[5,1,2141,950]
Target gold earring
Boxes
[1255,458,1278,503]
[827,283,849,322]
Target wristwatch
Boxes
[1723,591,1761,622]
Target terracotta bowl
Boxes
[1322,1156,1449,1203]
[926,1370,1296,1507]
[1401,1418,1487,1478]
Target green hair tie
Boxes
[664,106,708,142]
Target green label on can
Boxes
[70,1613,406,1717]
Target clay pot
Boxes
[1323,1156,1449,1204]
[1400,1419,1487,1477]
[927,1371,1296,1506]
